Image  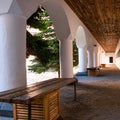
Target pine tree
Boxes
[26,7,78,74]
[27,8,59,73]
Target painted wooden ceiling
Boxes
[65,0,120,52]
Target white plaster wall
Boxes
[62,0,83,39]
[62,0,98,45]
[115,39,120,55]
[105,53,115,64]
[16,0,40,18]
[62,0,103,69]
[115,58,120,69]
[97,46,105,65]
[0,0,13,14]
[99,53,104,65]
[115,39,120,69]
[42,0,71,41]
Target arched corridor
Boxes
[0,0,120,119]
[60,64,120,120]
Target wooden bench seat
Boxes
[0,78,77,120]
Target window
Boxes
[109,57,113,63]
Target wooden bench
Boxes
[87,67,100,76]
[0,78,77,120]
[100,64,106,68]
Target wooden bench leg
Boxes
[74,82,77,101]
[28,102,31,120]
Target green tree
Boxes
[73,40,78,66]
[26,7,78,74]
[27,8,59,73]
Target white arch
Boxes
[0,0,40,17]
[42,0,71,41]
[0,0,72,41]
[75,26,87,48]
[0,0,105,91]
[0,0,100,45]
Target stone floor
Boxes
[1,64,120,120]
[0,117,13,120]
[60,64,120,120]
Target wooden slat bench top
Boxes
[0,78,77,104]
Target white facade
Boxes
[105,53,115,64]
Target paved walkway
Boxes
[0,117,13,120]
[60,64,120,120]
[76,64,120,82]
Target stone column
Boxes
[78,46,87,72]
[0,14,27,92]
[87,48,94,68]
[59,37,73,78]
[93,52,98,67]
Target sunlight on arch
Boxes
[75,26,87,48]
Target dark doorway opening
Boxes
[109,57,113,63]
